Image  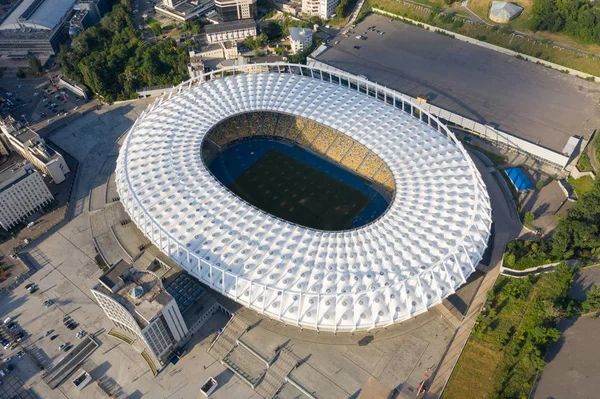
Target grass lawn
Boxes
[568,176,595,197]
[444,269,574,399]
[228,149,370,230]
[443,276,531,399]
[577,151,593,172]
[442,340,503,399]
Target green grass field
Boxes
[228,149,370,230]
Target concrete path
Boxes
[424,152,525,398]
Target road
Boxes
[312,14,600,153]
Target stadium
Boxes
[116,64,492,332]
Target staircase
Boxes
[207,315,249,360]
[255,349,298,399]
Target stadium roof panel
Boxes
[116,64,492,332]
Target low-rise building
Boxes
[57,76,90,99]
[0,161,54,231]
[205,19,256,44]
[91,260,189,368]
[0,117,70,184]
[289,27,313,54]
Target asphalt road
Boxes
[313,14,600,153]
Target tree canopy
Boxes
[530,0,600,44]
[59,2,190,102]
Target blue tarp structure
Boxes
[505,167,534,191]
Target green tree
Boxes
[582,285,600,313]
[524,211,535,226]
[29,56,44,74]
[16,68,25,79]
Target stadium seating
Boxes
[310,126,338,155]
[342,142,369,171]
[326,134,354,162]
[204,112,396,195]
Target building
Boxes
[155,0,215,22]
[204,19,256,44]
[69,0,110,35]
[0,161,54,231]
[302,0,339,20]
[489,1,523,23]
[188,43,239,78]
[0,0,77,55]
[91,260,189,368]
[288,27,312,54]
[269,0,301,16]
[0,117,70,184]
[115,64,492,333]
[57,76,90,99]
[215,0,257,22]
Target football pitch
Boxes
[227,149,370,230]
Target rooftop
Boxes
[0,160,28,188]
[0,0,76,31]
[98,259,131,291]
[204,19,255,34]
[289,27,312,41]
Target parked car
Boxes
[43,300,53,307]
[3,357,11,363]
[45,330,52,337]
[58,344,66,351]
[50,335,59,341]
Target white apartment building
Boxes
[91,261,189,369]
[0,162,54,231]
[302,0,339,20]
[289,27,313,54]
[0,117,70,184]
[205,19,257,44]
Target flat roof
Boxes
[204,19,255,34]
[0,160,26,186]
[0,0,76,31]
[98,259,131,290]
[312,14,600,153]
[289,27,312,41]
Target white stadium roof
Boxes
[116,64,492,332]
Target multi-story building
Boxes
[205,19,257,44]
[302,0,339,20]
[289,27,313,54]
[0,117,70,184]
[69,0,110,35]
[155,0,215,22]
[215,0,257,22]
[0,0,76,55]
[91,260,189,369]
[0,161,54,231]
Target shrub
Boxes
[524,211,535,226]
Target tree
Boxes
[29,56,43,74]
[582,285,600,313]
[16,68,25,79]
[524,211,535,226]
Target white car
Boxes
[58,343,66,350]
[9,254,16,259]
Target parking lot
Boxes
[0,74,89,128]
[312,14,600,153]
